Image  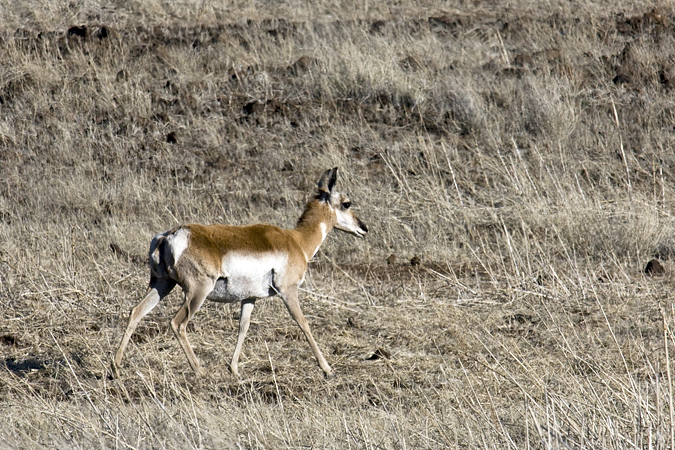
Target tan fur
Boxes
[112,168,367,378]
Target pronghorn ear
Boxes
[317,167,338,193]
[327,167,338,192]
[316,168,338,202]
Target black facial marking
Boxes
[358,218,368,233]
[316,191,331,202]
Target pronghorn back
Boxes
[151,223,308,292]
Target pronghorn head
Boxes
[317,167,368,238]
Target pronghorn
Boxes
[112,167,367,378]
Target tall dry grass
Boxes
[2,0,675,448]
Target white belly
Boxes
[206,253,287,302]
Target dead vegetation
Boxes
[3,1,675,448]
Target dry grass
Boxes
[3,1,675,448]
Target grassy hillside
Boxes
[2,1,675,448]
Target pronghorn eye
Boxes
[342,202,351,210]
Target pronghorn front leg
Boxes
[230,299,256,377]
[280,285,334,378]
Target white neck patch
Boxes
[320,222,328,241]
[311,222,328,258]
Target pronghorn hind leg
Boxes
[170,279,214,376]
[280,285,334,378]
[112,277,176,377]
[229,299,255,378]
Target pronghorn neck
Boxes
[294,199,335,261]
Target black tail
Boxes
[148,231,174,279]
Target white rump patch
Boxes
[167,227,190,264]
